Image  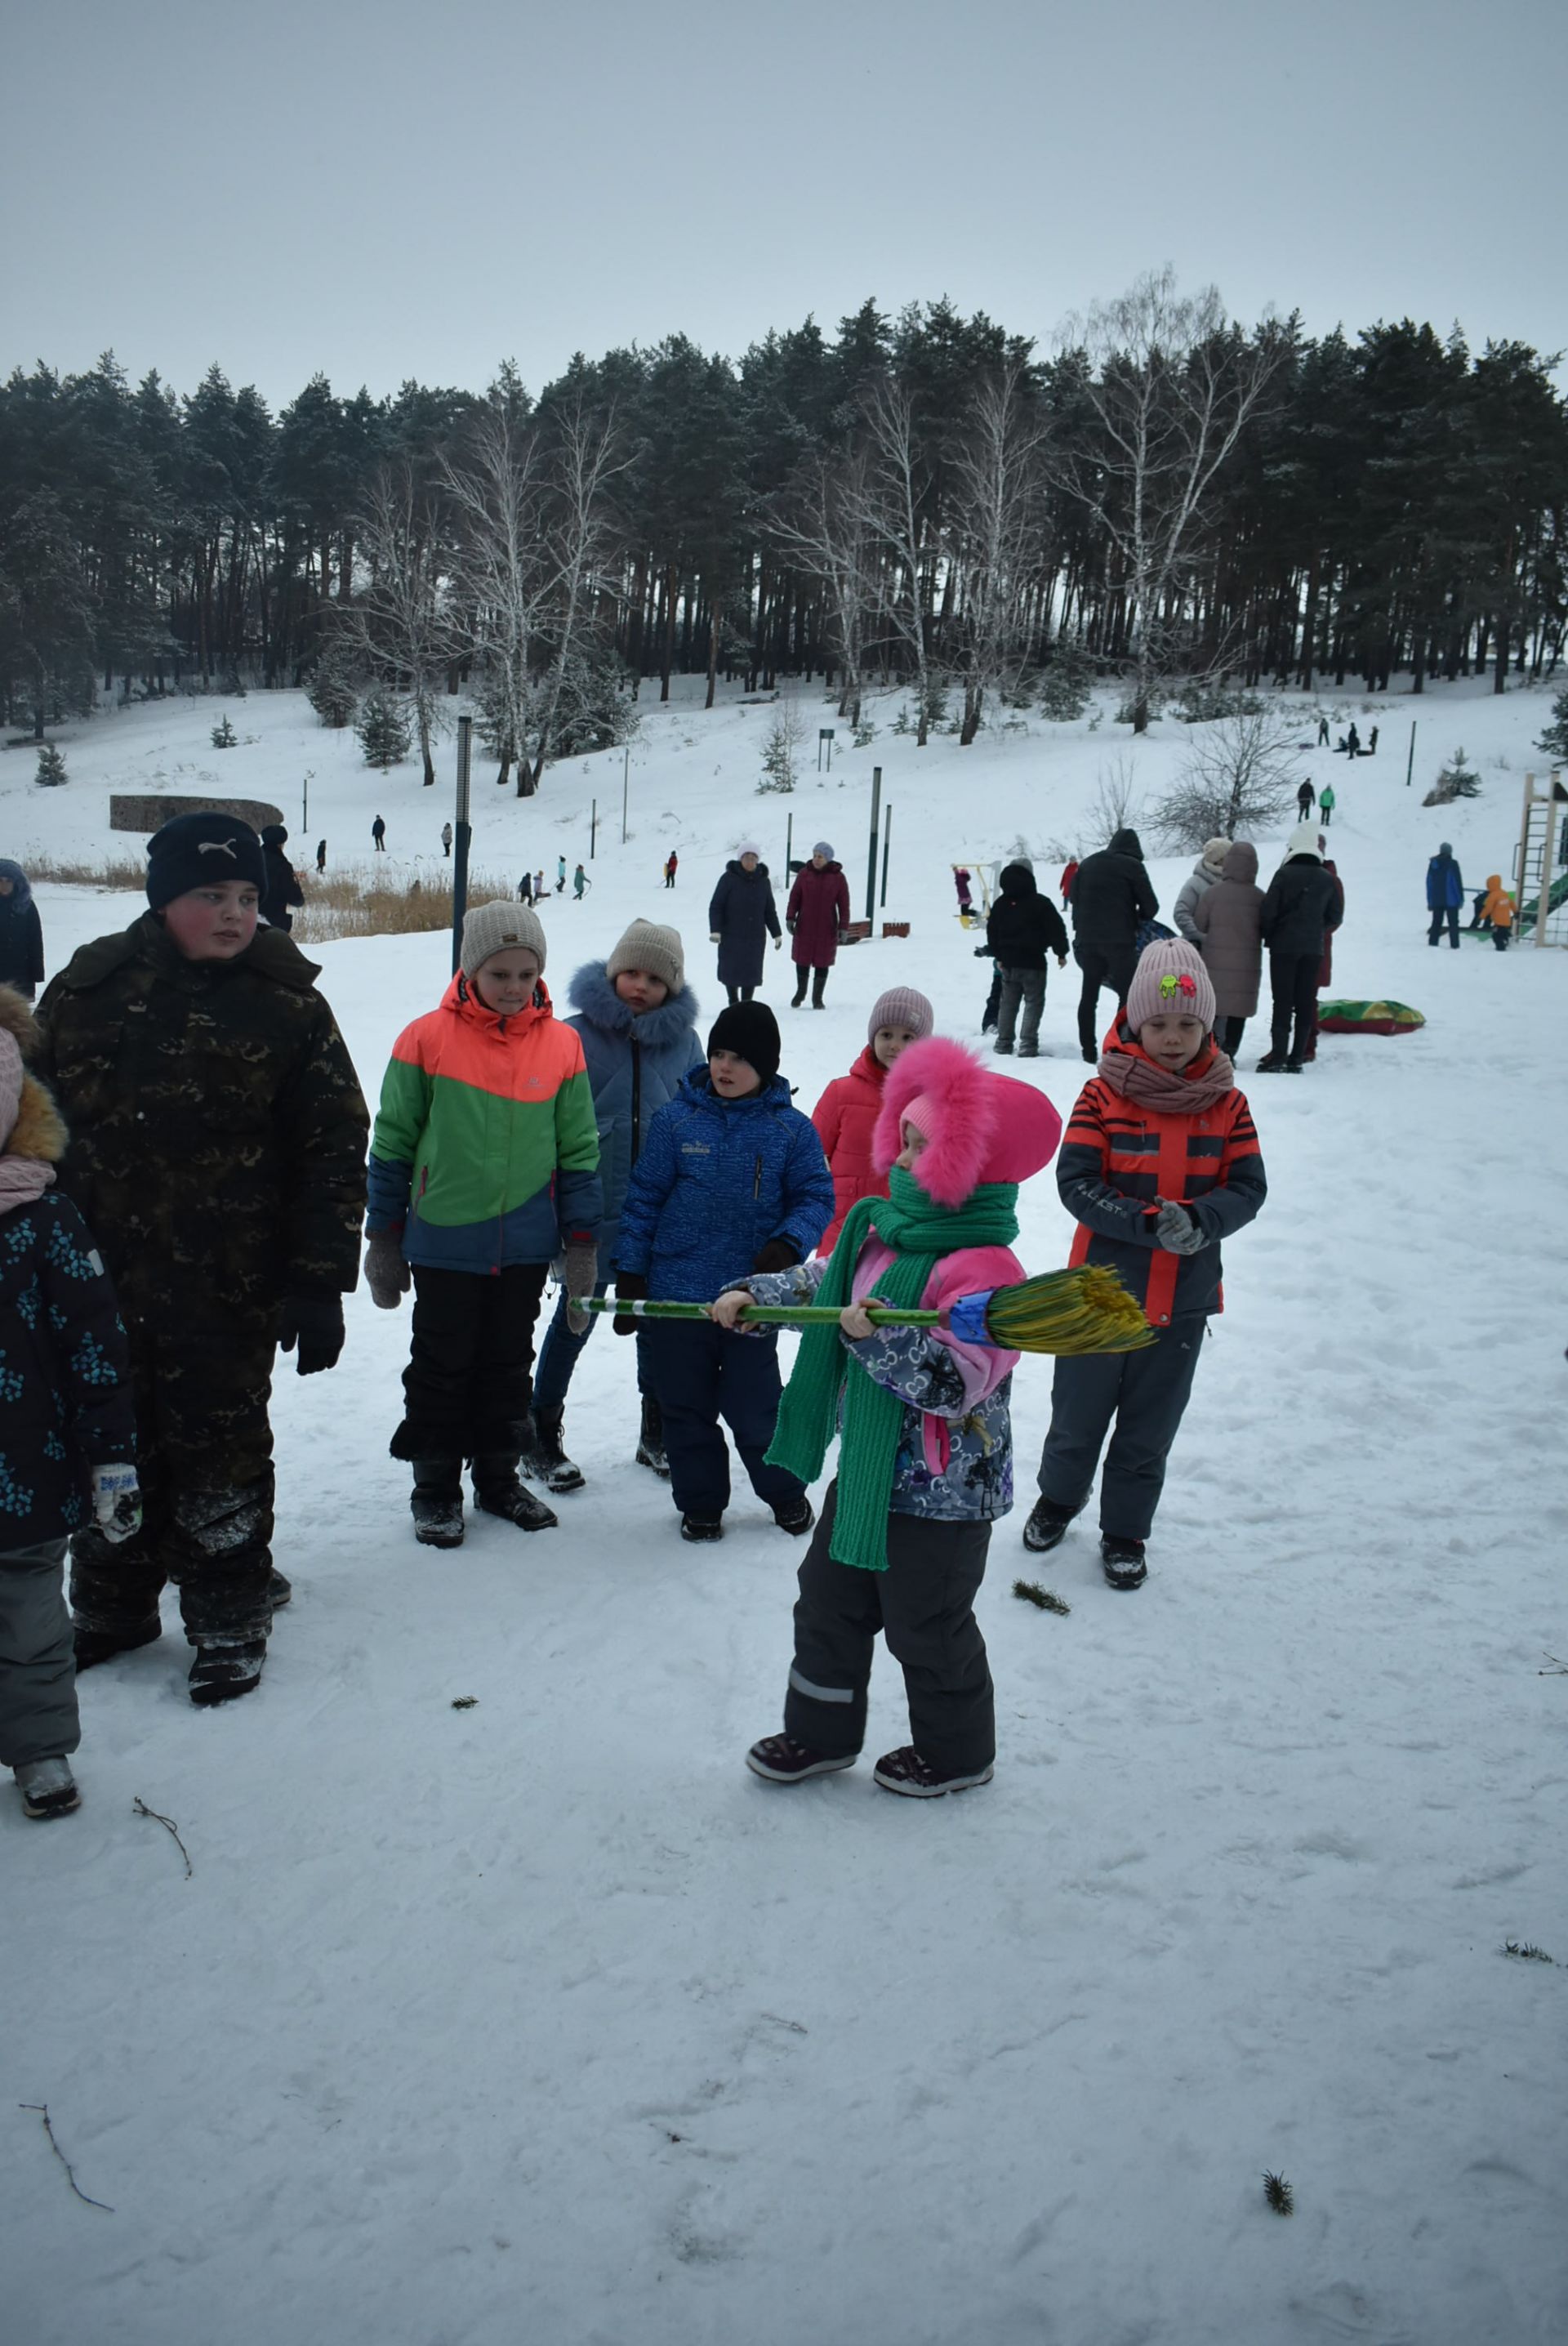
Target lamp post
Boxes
[450,716,472,975]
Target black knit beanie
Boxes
[706,1001,780,1087]
[146,811,267,910]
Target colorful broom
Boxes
[582,1265,1152,1357]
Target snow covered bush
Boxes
[35,742,67,786]
[1535,689,1568,764]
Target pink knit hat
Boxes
[871,1037,1062,1206]
[1125,938,1216,1034]
[866,987,934,1046]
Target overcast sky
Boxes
[5,0,1561,408]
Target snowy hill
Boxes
[4,677,1566,2346]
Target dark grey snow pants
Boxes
[1036,1316,1205,1541]
[782,1480,995,1777]
[0,1538,79,1768]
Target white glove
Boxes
[1155,1200,1209,1256]
[91,1463,143,1544]
[773,934,782,951]
[709,931,721,943]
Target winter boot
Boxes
[15,1756,80,1820]
[529,1407,586,1495]
[746,1734,855,1783]
[635,1396,670,1478]
[73,1617,162,1672]
[1254,1055,1288,1073]
[680,1514,724,1542]
[1100,1533,1148,1591]
[472,1456,558,1532]
[772,1495,814,1535]
[1022,1496,1074,1553]
[269,1571,292,1608]
[189,1639,266,1707]
[873,1746,993,1798]
[992,1037,1014,1055]
[411,1460,465,1549]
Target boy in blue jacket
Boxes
[527,919,704,1491]
[612,1001,833,1541]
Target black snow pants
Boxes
[996,967,1047,1050]
[1075,939,1138,1057]
[392,1264,549,1467]
[70,1308,277,1649]
[644,1318,804,1522]
[782,1480,995,1777]
[1428,906,1460,948]
[1267,948,1321,1061]
[1035,1316,1206,1542]
[0,1539,78,1767]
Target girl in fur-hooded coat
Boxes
[725,1037,1062,1796]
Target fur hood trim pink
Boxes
[871,1036,1062,1206]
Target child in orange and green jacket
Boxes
[364,902,601,1548]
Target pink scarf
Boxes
[0,1156,56,1211]
[1098,1037,1236,1115]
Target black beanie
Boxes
[146,811,267,911]
[706,1001,780,1087]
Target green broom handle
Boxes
[580,1296,942,1328]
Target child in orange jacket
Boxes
[1480,876,1515,950]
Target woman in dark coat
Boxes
[0,863,45,1001]
[708,846,782,1005]
[259,826,305,933]
[786,843,851,1008]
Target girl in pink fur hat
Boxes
[710,1037,1061,1797]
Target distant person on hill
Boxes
[1257,826,1342,1069]
[953,866,973,916]
[0,863,46,1001]
[573,863,589,901]
[664,852,679,890]
[786,842,852,1009]
[259,824,305,933]
[1368,725,1379,755]
[1058,859,1079,905]
[1193,841,1265,1059]
[534,869,546,903]
[556,856,567,896]
[441,823,452,858]
[519,872,532,904]
[1347,722,1361,757]
[1319,782,1335,827]
[1316,714,1330,747]
[1173,838,1231,943]
[1067,828,1158,1064]
[1295,778,1316,819]
[708,845,782,1006]
[985,860,1068,1059]
[372,816,386,852]
[315,839,327,876]
[1426,843,1464,948]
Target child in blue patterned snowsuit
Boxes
[0,990,137,1820]
[612,1000,833,1540]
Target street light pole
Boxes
[450,716,472,975]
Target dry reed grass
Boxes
[20,850,518,944]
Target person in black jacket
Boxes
[1067,829,1158,1064]
[708,846,782,1004]
[985,861,1069,1057]
[259,825,305,933]
[0,862,45,1001]
[1257,827,1343,1071]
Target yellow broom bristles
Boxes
[983,1265,1155,1356]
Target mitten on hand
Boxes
[563,1239,598,1336]
[751,1238,800,1275]
[708,931,722,944]
[612,1272,648,1336]
[773,934,782,951]
[278,1292,346,1374]
[1154,1201,1209,1256]
[364,1233,411,1309]
[91,1463,142,1545]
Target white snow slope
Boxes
[3,680,1566,2346]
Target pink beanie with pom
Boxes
[1125,938,1216,1034]
[871,1037,1062,1206]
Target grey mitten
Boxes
[1155,1201,1209,1256]
[364,1232,412,1308]
[564,1239,598,1336]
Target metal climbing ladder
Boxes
[1514,770,1567,947]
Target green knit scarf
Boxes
[765,1167,1020,1572]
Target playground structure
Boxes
[951,860,1002,926]
[1513,770,1567,947]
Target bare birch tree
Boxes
[948,363,1051,743]
[767,447,879,723]
[336,463,460,786]
[1049,269,1281,733]
[849,379,936,744]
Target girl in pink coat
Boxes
[809,987,934,1253]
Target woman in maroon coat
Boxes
[786,843,852,1008]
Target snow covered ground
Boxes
[4,677,1566,2346]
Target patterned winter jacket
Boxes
[0,1076,136,1545]
[35,913,368,1331]
[1059,1030,1267,1326]
[614,1070,833,1303]
[741,1233,1025,1523]
[564,962,705,1267]
[368,973,601,1275]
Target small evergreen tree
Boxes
[307,641,360,729]
[357,688,412,770]
[757,702,804,793]
[1037,640,1095,722]
[35,742,67,787]
[1423,747,1481,805]
[1536,689,1568,764]
[211,715,238,748]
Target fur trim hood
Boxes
[565,960,702,1046]
[4,1073,67,1163]
[0,986,42,1056]
[871,1036,1062,1206]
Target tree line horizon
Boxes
[2,273,1563,786]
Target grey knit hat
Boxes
[460,899,546,979]
[813,840,835,859]
[867,987,934,1045]
[606,917,684,995]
